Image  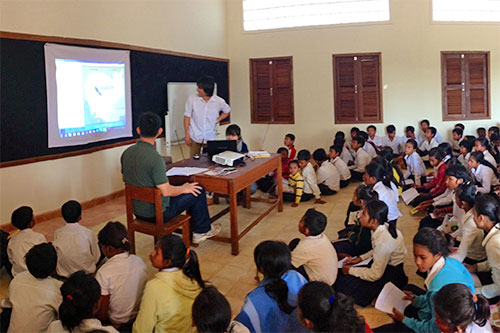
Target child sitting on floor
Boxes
[475,137,497,168]
[451,127,463,156]
[1,243,62,332]
[458,139,473,170]
[283,160,305,207]
[7,206,46,277]
[469,151,500,194]
[404,139,427,186]
[313,148,340,195]
[284,133,296,161]
[289,209,338,285]
[411,147,447,207]
[226,124,248,153]
[418,126,439,161]
[329,144,351,188]
[382,125,405,157]
[348,136,372,182]
[53,200,100,278]
[298,150,326,204]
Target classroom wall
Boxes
[226,0,500,153]
[0,0,227,223]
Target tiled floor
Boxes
[0,181,424,328]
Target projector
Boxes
[212,151,245,166]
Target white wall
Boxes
[226,0,500,153]
[0,0,227,223]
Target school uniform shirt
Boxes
[349,223,407,282]
[349,148,372,174]
[291,233,338,285]
[53,222,100,277]
[7,228,46,277]
[476,226,500,299]
[363,142,378,158]
[472,164,499,194]
[402,257,474,333]
[341,145,354,164]
[95,252,148,325]
[330,156,351,181]
[381,136,405,155]
[47,319,119,333]
[316,161,340,192]
[450,210,487,262]
[458,152,471,170]
[235,270,308,333]
[404,152,426,180]
[373,182,402,221]
[452,138,463,154]
[419,131,442,145]
[464,322,493,333]
[1,271,62,332]
[483,150,498,168]
[288,172,304,204]
[184,94,230,144]
[133,269,201,333]
[418,137,439,152]
[302,163,321,199]
[368,135,383,147]
[437,190,466,234]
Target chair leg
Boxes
[182,221,191,248]
[128,229,136,254]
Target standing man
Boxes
[121,112,221,244]
[184,76,231,156]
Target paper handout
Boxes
[375,282,412,314]
[166,167,208,176]
[401,187,419,205]
[337,257,372,268]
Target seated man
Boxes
[121,112,220,244]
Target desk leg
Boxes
[277,159,284,212]
[244,186,252,209]
[229,183,239,255]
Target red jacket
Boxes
[423,161,447,197]
[287,145,297,161]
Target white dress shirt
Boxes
[363,142,378,158]
[341,144,354,164]
[330,156,351,181]
[483,150,498,168]
[48,319,119,333]
[381,136,405,155]
[53,222,100,277]
[450,210,487,262]
[349,148,372,173]
[7,228,46,277]
[476,226,500,299]
[373,181,402,221]
[419,131,442,144]
[302,163,321,199]
[472,164,499,194]
[404,152,426,181]
[1,271,62,332]
[184,94,230,144]
[316,161,340,191]
[458,152,471,170]
[95,252,148,325]
[419,137,439,152]
[452,137,463,153]
[368,135,383,147]
[291,233,338,285]
[349,223,407,282]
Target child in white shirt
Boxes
[458,140,473,170]
[469,151,500,194]
[404,139,427,186]
[367,125,383,148]
[2,243,62,332]
[329,144,351,188]
[451,128,463,156]
[95,222,148,330]
[313,148,340,195]
[53,200,100,277]
[298,150,326,204]
[7,206,46,277]
[418,126,439,160]
[348,136,372,182]
[474,137,497,168]
[382,125,405,156]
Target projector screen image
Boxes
[45,43,132,148]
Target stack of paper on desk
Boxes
[166,167,208,176]
[248,151,271,158]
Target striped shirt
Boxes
[288,172,304,204]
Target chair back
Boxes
[125,185,163,227]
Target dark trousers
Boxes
[136,187,211,234]
[419,215,442,229]
[319,184,337,196]
[340,179,350,188]
[351,170,364,182]
[283,192,314,203]
[333,239,357,256]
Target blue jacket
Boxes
[402,257,474,333]
[235,270,308,333]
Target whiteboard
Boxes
[166,82,217,143]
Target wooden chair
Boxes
[125,185,191,253]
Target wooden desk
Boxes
[167,154,283,255]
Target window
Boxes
[250,57,294,124]
[433,0,500,22]
[441,52,490,121]
[243,0,390,31]
[333,53,382,123]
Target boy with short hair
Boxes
[382,125,405,156]
[312,148,340,195]
[452,128,463,156]
[418,126,439,160]
[283,160,305,207]
[289,209,338,285]
[419,119,442,144]
[488,126,499,140]
[348,136,372,181]
[405,126,421,146]
[7,206,46,277]
[359,131,378,159]
[346,127,360,156]
[403,139,426,186]
[298,150,326,205]
[455,123,465,131]
[1,243,62,332]
[367,125,383,148]
[329,145,351,188]
[334,136,353,165]
[477,127,487,139]
[284,133,296,160]
[53,200,100,277]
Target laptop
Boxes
[206,140,237,157]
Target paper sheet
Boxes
[375,282,412,314]
[401,187,419,205]
[166,167,208,176]
[337,257,372,268]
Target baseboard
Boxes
[0,189,125,232]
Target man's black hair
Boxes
[405,126,415,133]
[427,126,437,136]
[196,76,215,96]
[285,133,295,141]
[420,119,430,126]
[312,149,328,163]
[277,147,288,154]
[11,206,33,230]
[138,112,161,138]
[350,127,360,134]
[452,128,463,136]
[386,125,396,134]
[455,123,465,130]
[367,125,376,131]
[297,150,311,161]
[26,243,57,278]
[406,139,418,150]
[352,136,365,147]
[61,200,81,223]
[330,145,343,154]
[302,209,327,236]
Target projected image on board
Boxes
[45,43,132,147]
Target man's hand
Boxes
[342,263,351,275]
[185,133,192,146]
[181,182,202,196]
[402,290,415,303]
[346,257,362,265]
[388,308,405,322]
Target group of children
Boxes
[1,121,500,333]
